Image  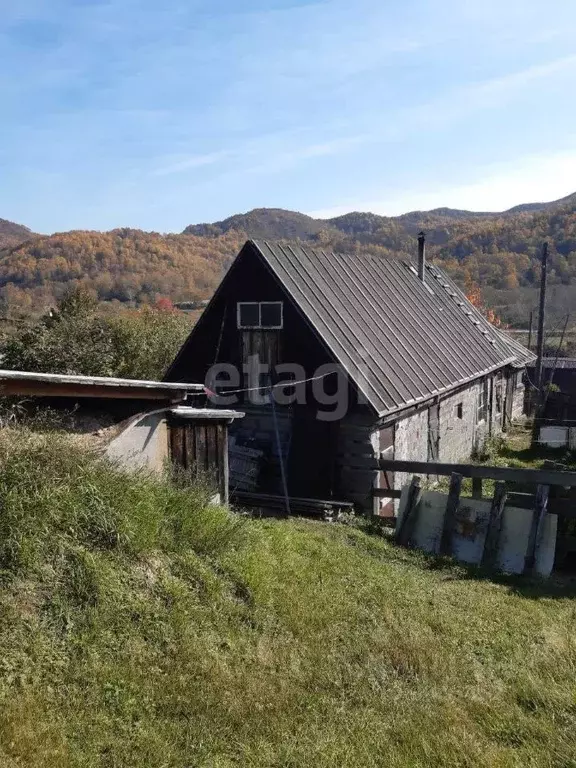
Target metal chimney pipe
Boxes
[417,231,426,283]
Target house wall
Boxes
[228,403,293,494]
[336,411,378,512]
[393,408,429,494]
[511,373,525,421]
[393,375,509,490]
[106,411,169,472]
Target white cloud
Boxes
[152,151,229,176]
[309,150,576,218]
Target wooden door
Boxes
[169,419,229,503]
[287,408,337,498]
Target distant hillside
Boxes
[0,217,35,249]
[183,192,576,243]
[3,190,576,323]
[184,207,328,240]
[0,228,243,314]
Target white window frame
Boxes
[237,301,283,330]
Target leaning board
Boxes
[397,488,556,577]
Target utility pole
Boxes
[531,242,549,444]
[535,242,549,395]
[527,309,534,351]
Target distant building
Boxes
[166,240,534,514]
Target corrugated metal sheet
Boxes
[252,240,532,417]
[539,358,576,370]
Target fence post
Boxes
[396,475,422,547]
[524,484,549,574]
[440,473,462,556]
[481,481,507,570]
[472,477,483,499]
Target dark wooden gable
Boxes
[167,241,337,390]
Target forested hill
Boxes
[0,229,244,313]
[3,190,576,323]
[0,218,35,249]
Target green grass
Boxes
[1,427,576,767]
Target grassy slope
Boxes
[0,429,576,767]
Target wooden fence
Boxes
[375,458,576,573]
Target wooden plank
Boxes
[371,488,403,499]
[481,481,507,570]
[219,425,229,505]
[184,425,196,476]
[379,458,576,489]
[396,476,422,547]
[440,473,462,556]
[170,425,185,468]
[524,484,549,574]
[232,490,353,509]
[506,491,535,509]
[0,380,186,401]
[205,424,218,474]
[195,423,207,475]
[472,477,483,499]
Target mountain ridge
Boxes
[3,189,576,324]
[182,191,576,241]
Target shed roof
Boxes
[0,369,204,401]
[249,240,533,416]
[538,358,576,370]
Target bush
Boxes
[0,287,193,379]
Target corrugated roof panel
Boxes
[252,240,530,416]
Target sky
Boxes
[2,0,576,233]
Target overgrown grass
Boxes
[1,427,576,767]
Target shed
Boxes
[0,369,243,504]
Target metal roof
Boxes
[251,240,533,417]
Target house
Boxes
[0,369,243,504]
[166,239,533,514]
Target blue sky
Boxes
[2,0,576,233]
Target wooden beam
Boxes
[379,458,576,489]
[396,475,422,547]
[481,482,507,570]
[0,381,186,401]
[440,473,462,556]
[371,488,403,499]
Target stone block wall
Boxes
[393,408,429,492]
[438,381,485,464]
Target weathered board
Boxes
[169,419,229,503]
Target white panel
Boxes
[539,426,568,448]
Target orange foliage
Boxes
[465,278,504,328]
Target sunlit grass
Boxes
[0,426,575,767]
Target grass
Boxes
[435,423,576,499]
[0,427,576,766]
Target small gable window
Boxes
[237,302,283,329]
